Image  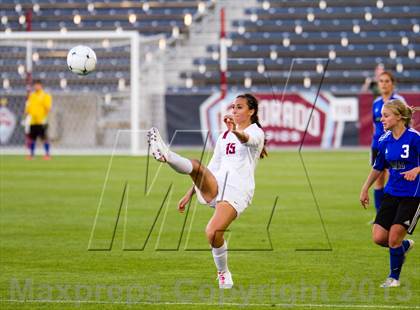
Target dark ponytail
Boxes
[236,93,268,159]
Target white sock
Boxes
[167,151,193,174]
[212,241,228,272]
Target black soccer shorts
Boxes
[374,194,420,235]
[29,124,48,141]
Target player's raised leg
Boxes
[147,127,218,203]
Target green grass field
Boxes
[0,151,419,309]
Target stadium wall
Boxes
[166,91,361,148]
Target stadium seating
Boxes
[0,0,206,34]
[1,0,419,93]
[178,0,420,93]
[0,0,210,92]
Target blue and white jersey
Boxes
[371,93,406,149]
[373,128,420,197]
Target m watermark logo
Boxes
[88,130,277,252]
[88,60,343,253]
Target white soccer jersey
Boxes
[207,123,265,203]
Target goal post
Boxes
[0,31,165,155]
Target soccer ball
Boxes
[67,45,97,76]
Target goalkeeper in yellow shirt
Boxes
[24,80,52,159]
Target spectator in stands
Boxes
[370,71,406,215]
[24,80,52,160]
[362,63,385,97]
[360,99,418,288]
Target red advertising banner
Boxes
[257,93,327,146]
[200,92,358,148]
[359,93,420,146]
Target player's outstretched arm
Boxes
[360,169,382,208]
[223,115,249,143]
[401,167,420,181]
[178,186,195,213]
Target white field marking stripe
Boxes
[408,202,420,233]
[1,300,420,309]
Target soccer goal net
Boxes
[0,31,166,155]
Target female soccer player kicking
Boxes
[148,94,266,289]
[360,99,419,288]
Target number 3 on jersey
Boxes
[401,144,409,158]
[226,142,236,155]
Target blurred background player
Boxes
[360,99,419,288]
[362,63,385,97]
[370,71,406,215]
[24,80,52,160]
[148,94,266,289]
